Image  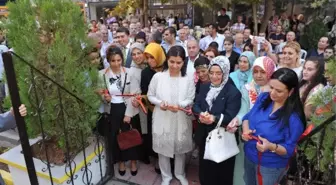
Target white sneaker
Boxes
[161,179,171,185]
[176,175,189,185]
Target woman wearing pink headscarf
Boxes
[230,56,276,185]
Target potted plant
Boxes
[0,0,105,184]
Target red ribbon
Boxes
[178,107,206,118]
[111,93,148,114]
[243,134,263,185]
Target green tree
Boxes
[5,0,100,152]
[192,0,227,9]
[111,0,169,27]
[237,0,274,34]
[299,18,328,49]
[194,0,275,35]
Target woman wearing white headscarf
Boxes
[192,56,242,185]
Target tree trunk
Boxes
[143,0,149,27]
[231,3,236,23]
[252,2,258,35]
[260,0,274,33]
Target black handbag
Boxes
[94,73,111,136]
[95,112,109,136]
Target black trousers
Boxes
[109,103,143,163]
[198,140,236,185]
[144,110,158,158]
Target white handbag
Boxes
[203,114,240,163]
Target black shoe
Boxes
[118,169,126,176]
[141,157,150,164]
[154,167,161,174]
[131,169,138,176]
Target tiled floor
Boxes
[110,153,200,185]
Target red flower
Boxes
[333,96,336,103]
[249,90,258,104]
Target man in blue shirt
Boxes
[233,33,244,54]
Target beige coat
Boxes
[148,71,195,158]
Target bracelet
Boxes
[271,143,278,153]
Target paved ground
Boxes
[0,131,201,185]
[107,153,200,185]
[106,180,130,185]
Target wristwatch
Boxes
[271,144,278,153]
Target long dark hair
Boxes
[299,57,326,104]
[163,45,187,77]
[106,45,124,64]
[262,68,306,128]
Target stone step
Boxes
[0,129,20,148]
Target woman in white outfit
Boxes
[148,45,195,185]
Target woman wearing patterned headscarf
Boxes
[231,56,276,185]
[192,56,242,185]
[230,51,256,91]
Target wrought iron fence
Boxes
[2,51,113,185]
[282,114,336,185]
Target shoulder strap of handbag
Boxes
[122,67,127,94]
[215,114,224,129]
[103,73,108,93]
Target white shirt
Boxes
[108,30,113,43]
[103,58,110,69]
[125,41,131,57]
[200,34,225,51]
[168,18,175,27]
[199,37,207,51]
[176,38,189,57]
[276,42,287,54]
[186,54,199,77]
[106,70,124,104]
[100,40,111,59]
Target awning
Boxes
[87,1,119,7]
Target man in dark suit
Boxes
[116,27,133,68]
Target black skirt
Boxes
[109,103,143,163]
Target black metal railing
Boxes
[2,51,113,185]
[283,114,336,185]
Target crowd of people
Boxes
[0,6,334,185]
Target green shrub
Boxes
[5,0,100,152]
